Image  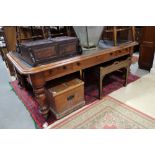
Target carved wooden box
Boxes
[18,36,79,66]
[45,78,85,119]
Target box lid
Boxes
[20,39,55,47]
[52,36,77,43]
[48,78,84,97]
[20,36,77,47]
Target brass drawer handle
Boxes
[67,95,75,101]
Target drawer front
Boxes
[72,48,130,70]
[44,48,131,81]
[108,48,129,59]
[44,63,74,80]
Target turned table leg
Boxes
[33,87,49,118]
[30,73,49,119]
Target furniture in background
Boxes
[102,26,135,46]
[133,26,142,52]
[15,26,74,42]
[0,27,5,57]
[138,26,155,71]
[16,26,47,43]
[0,27,15,76]
[98,56,131,99]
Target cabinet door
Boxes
[138,27,155,71]
[139,42,155,70]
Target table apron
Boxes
[43,48,131,81]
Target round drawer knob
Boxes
[77,62,80,66]
[63,66,67,69]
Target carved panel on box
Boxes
[33,46,57,60]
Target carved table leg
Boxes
[30,73,49,119]
[14,68,28,88]
[33,87,49,118]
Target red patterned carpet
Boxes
[48,96,155,129]
[10,73,139,128]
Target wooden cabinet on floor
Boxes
[138,26,155,71]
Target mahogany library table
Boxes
[7,41,137,119]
